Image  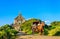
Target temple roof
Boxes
[15,13,24,20]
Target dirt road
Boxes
[16,35,60,39]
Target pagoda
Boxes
[13,13,25,31]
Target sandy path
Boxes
[16,35,60,39]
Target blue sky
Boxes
[0,0,60,26]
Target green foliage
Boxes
[21,19,60,36]
[48,26,60,36]
[0,24,18,39]
[43,21,60,36]
[54,31,60,36]
[44,26,48,35]
[21,18,41,34]
[50,21,60,26]
[43,24,48,35]
[47,21,60,36]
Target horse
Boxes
[31,22,45,35]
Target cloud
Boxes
[45,20,49,23]
[44,20,51,25]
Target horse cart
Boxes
[31,21,45,35]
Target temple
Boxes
[13,13,25,31]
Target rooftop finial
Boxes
[18,12,22,16]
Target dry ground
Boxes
[16,31,60,39]
[16,35,60,39]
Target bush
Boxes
[48,26,60,36]
[0,24,18,39]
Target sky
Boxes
[0,0,60,26]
